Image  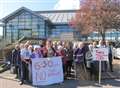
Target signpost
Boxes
[93,48,108,85]
[32,57,64,86]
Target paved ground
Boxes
[0,73,120,88]
[0,59,120,88]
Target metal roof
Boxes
[1,7,78,24]
[1,7,49,23]
[34,10,77,24]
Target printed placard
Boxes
[32,57,64,85]
[93,48,108,61]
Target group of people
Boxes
[69,40,113,80]
[11,40,73,85]
[10,39,114,85]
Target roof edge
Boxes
[1,7,49,22]
[34,9,79,13]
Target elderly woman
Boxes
[30,45,42,58]
[74,42,88,80]
[42,40,57,57]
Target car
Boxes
[113,42,120,59]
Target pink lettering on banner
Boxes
[48,60,53,67]
[48,71,61,77]
[32,57,63,85]
[36,71,46,81]
[34,60,54,70]
[96,50,106,60]
[34,60,61,70]
[34,61,47,70]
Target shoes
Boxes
[19,81,24,85]
[67,74,71,77]
[111,70,114,72]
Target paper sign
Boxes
[93,48,108,61]
[32,57,64,85]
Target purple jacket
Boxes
[74,48,84,63]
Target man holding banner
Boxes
[97,40,108,72]
[92,40,109,84]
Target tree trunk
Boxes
[83,35,88,41]
[85,36,88,41]
[100,32,105,41]
[99,27,106,41]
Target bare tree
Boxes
[70,0,120,40]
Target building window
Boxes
[37,24,40,29]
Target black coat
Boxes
[12,49,21,66]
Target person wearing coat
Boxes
[11,44,21,79]
[74,42,88,80]
[106,40,113,72]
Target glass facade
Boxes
[5,11,47,42]
[51,24,81,40]
[51,25,73,37]
[88,31,120,41]
[2,8,120,43]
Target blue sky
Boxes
[0,0,59,19]
[0,0,80,35]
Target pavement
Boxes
[0,59,120,88]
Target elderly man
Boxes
[106,40,113,72]
[11,44,21,79]
[20,43,31,85]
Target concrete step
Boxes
[0,70,18,81]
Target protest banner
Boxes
[32,56,64,86]
[93,48,108,85]
[93,48,108,61]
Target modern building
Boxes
[1,7,82,43]
[1,7,120,43]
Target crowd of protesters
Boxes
[10,39,114,85]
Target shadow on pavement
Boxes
[1,72,120,88]
[102,79,120,87]
[32,79,120,88]
[33,79,102,88]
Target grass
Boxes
[0,63,10,73]
[0,64,4,71]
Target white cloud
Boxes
[54,0,80,10]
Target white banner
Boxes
[32,57,64,86]
[93,48,108,61]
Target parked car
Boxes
[113,42,120,59]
